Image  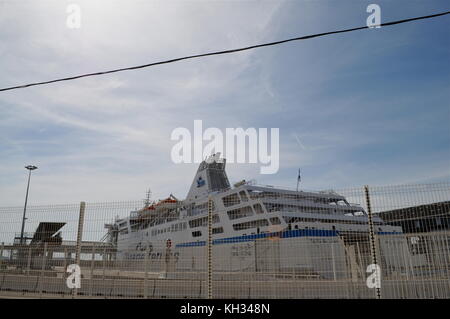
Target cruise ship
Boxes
[105,153,408,278]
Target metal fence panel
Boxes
[0,182,449,298]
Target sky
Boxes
[0,0,449,207]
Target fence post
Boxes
[207,196,213,299]
[144,247,149,299]
[331,243,337,281]
[63,247,68,276]
[364,185,381,299]
[89,244,95,296]
[73,201,85,298]
[102,247,106,282]
[39,242,48,297]
[165,241,171,278]
[0,242,3,271]
[26,246,32,275]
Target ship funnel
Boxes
[185,153,230,201]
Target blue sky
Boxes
[0,0,449,206]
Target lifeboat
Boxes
[141,194,179,215]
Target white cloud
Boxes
[1,0,449,210]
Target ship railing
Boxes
[248,183,345,196]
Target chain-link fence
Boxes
[0,182,449,299]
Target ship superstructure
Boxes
[105,153,407,278]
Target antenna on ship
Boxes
[296,168,301,192]
[144,188,152,207]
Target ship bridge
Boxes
[185,153,230,201]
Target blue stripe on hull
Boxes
[176,229,338,248]
[175,229,402,248]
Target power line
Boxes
[0,10,449,93]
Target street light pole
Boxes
[20,165,38,245]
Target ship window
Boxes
[270,217,281,225]
[192,231,202,237]
[264,203,282,213]
[247,189,263,200]
[195,201,215,212]
[233,219,269,231]
[190,217,207,228]
[227,206,254,220]
[223,193,240,207]
[253,203,264,214]
[212,227,224,234]
[193,202,208,215]
[189,215,220,228]
[239,191,249,202]
[207,168,230,191]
